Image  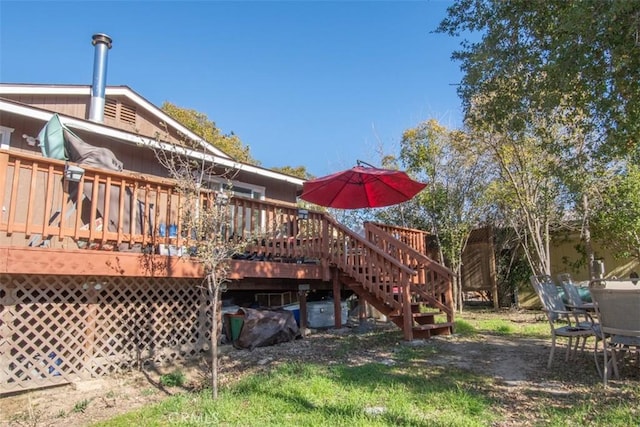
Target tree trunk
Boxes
[488,226,499,310]
[208,273,220,399]
[458,272,464,313]
[451,274,460,313]
[582,193,596,279]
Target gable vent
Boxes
[103,98,137,126]
[120,103,136,125]
[104,98,117,120]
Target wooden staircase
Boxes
[323,218,455,340]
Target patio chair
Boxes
[530,275,598,368]
[589,286,640,386]
[557,273,595,312]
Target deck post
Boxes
[332,267,342,328]
[298,289,308,338]
[0,151,8,228]
[402,277,413,341]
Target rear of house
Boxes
[0,34,454,394]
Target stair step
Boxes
[341,264,454,341]
[413,322,454,331]
[411,322,454,339]
[412,312,439,318]
[389,312,440,321]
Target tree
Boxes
[152,134,246,399]
[468,101,568,278]
[161,102,261,165]
[591,163,640,262]
[271,165,313,180]
[397,119,491,311]
[437,0,640,159]
[437,0,640,277]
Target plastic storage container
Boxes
[223,313,244,341]
[222,306,243,341]
[282,303,300,326]
[307,300,348,328]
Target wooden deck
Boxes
[0,246,327,280]
[0,149,456,394]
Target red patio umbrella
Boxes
[300,161,427,209]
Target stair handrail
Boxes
[364,223,454,278]
[364,222,454,322]
[323,215,416,275]
[321,215,416,322]
[365,221,430,254]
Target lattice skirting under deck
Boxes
[0,274,212,394]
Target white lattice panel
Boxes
[0,274,212,394]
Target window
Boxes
[208,178,265,200]
[0,126,15,149]
[208,179,266,237]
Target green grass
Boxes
[450,310,549,339]
[530,382,640,426]
[95,361,496,427]
[72,398,91,413]
[92,308,639,427]
[159,370,186,387]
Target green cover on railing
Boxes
[38,113,67,160]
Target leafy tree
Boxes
[591,163,640,261]
[437,0,640,159]
[437,0,640,278]
[469,106,567,277]
[271,165,313,180]
[397,119,491,311]
[161,102,260,165]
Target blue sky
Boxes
[0,1,465,177]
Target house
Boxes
[0,34,453,394]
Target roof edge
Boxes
[0,97,305,187]
[0,83,232,160]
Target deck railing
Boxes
[321,216,420,339]
[0,149,453,334]
[0,149,326,259]
[364,222,454,323]
[365,221,430,255]
[0,149,457,394]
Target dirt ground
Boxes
[0,309,631,426]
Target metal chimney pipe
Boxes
[89,33,112,123]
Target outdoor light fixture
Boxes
[22,134,38,147]
[297,209,309,220]
[64,164,85,182]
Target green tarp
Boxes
[38,113,68,160]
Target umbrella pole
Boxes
[356,159,375,168]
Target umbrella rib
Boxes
[325,175,352,207]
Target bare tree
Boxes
[152,135,246,399]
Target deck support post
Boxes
[332,267,342,328]
[402,281,413,341]
[299,289,308,338]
